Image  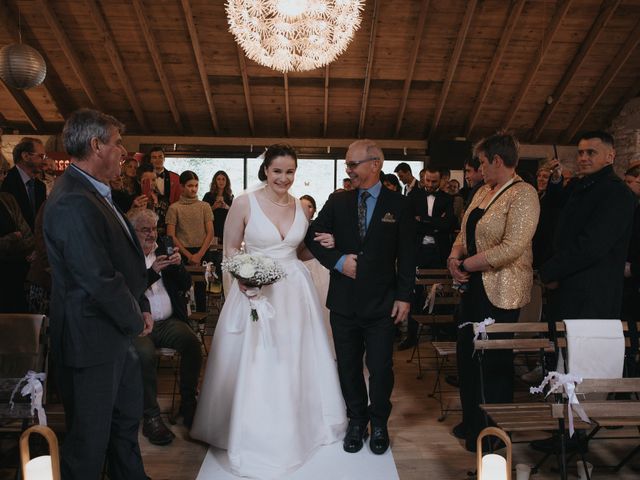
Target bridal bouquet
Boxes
[221,252,286,322]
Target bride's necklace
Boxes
[263,187,291,207]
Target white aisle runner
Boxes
[196,442,399,480]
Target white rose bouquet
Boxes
[221,252,286,322]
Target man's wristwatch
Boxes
[458,260,468,273]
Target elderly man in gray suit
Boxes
[44,109,151,480]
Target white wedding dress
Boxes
[190,193,347,479]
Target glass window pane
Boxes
[164,157,244,200]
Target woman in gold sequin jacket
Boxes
[447,132,540,452]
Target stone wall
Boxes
[609,96,640,177]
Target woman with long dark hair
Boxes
[202,170,233,242]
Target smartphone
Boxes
[142,178,152,197]
[158,236,175,257]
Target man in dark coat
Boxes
[539,131,636,322]
[1,137,47,230]
[305,140,415,456]
[44,109,150,480]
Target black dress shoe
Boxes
[370,426,390,455]
[452,422,466,440]
[142,415,175,446]
[343,424,369,453]
[398,338,417,351]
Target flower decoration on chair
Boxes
[226,0,365,73]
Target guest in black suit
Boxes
[44,109,150,480]
[540,131,636,322]
[623,163,640,375]
[1,137,47,230]
[460,156,484,211]
[394,162,419,196]
[399,167,456,350]
[306,139,416,455]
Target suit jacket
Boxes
[161,169,182,204]
[44,165,150,368]
[0,166,46,230]
[455,177,540,309]
[540,165,636,319]
[410,189,456,266]
[146,250,192,323]
[305,186,416,318]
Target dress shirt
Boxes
[155,169,165,196]
[427,192,436,217]
[403,178,417,196]
[144,248,173,322]
[335,181,383,272]
[71,164,132,240]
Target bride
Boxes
[190,145,347,478]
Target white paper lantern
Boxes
[0,43,47,89]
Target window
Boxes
[164,157,244,200]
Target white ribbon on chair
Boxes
[458,317,495,355]
[530,371,591,437]
[9,371,47,426]
[202,261,218,291]
[422,283,442,314]
[226,287,276,348]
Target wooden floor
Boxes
[140,343,640,480]
[4,340,640,479]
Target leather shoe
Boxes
[142,415,175,446]
[452,422,466,440]
[343,424,369,453]
[370,426,390,455]
[397,338,417,351]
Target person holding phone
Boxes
[129,208,201,444]
[165,171,213,311]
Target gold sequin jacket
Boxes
[453,177,540,309]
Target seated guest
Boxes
[448,131,539,451]
[0,192,34,312]
[129,209,202,445]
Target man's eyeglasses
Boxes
[136,227,157,235]
[345,157,379,169]
[29,153,48,161]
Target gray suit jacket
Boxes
[44,165,149,367]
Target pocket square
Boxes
[381,213,396,223]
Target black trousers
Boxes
[456,274,519,448]
[57,344,147,480]
[330,311,395,428]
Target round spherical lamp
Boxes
[0,43,47,89]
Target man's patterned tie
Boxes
[358,191,370,240]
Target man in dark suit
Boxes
[44,109,150,480]
[399,166,456,350]
[1,137,47,230]
[394,162,419,196]
[305,139,415,455]
[540,131,635,322]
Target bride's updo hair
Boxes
[258,144,298,182]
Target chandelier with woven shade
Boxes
[226,0,365,73]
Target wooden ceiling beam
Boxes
[358,0,381,138]
[607,78,640,125]
[132,0,184,133]
[465,0,526,138]
[284,73,291,136]
[180,0,219,134]
[36,0,102,110]
[85,0,149,132]
[236,45,254,136]
[323,65,330,137]
[428,0,475,139]
[530,0,622,142]
[394,0,430,138]
[0,1,73,119]
[0,80,46,131]
[502,0,573,130]
[561,19,640,143]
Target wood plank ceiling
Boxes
[0,0,639,145]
